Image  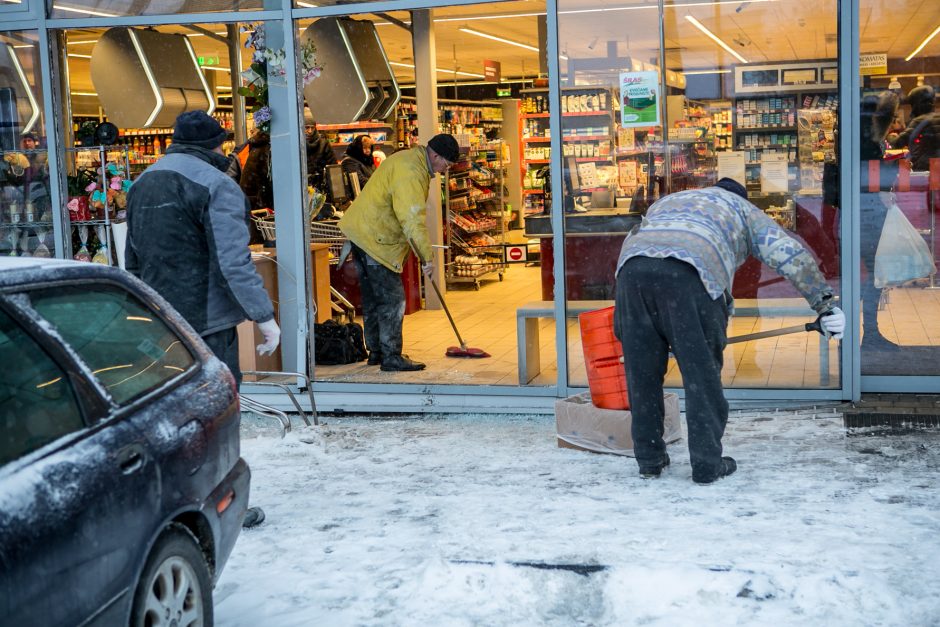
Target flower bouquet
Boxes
[67,167,96,221]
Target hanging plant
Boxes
[239,23,323,134]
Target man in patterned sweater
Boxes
[613,178,845,484]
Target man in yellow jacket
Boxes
[338,134,460,371]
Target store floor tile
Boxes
[311,273,940,389]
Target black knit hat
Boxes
[172,110,227,149]
[427,134,460,163]
[714,177,748,200]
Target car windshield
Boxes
[29,284,195,406]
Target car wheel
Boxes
[130,525,213,627]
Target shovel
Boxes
[407,238,490,358]
[727,314,827,344]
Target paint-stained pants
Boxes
[614,256,730,482]
[352,243,405,358]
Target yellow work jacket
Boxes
[338,146,433,272]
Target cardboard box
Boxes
[555,392,681,456]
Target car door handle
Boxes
[116,444,146,475]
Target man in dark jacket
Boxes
[306,122,336,192]
[125,110,280,386]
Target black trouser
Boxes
[614,257,730,482]
[204,327,242,387]
[351,243,405,358]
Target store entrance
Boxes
[302,2,558,387]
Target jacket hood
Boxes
[166,143,231,172]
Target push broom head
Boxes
[446,345,491,358]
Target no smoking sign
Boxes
[504,245,528,263]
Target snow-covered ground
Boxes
[214,407,940,626]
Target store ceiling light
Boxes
[458,27,539,53]
[52,3,119,17]
[67,39,98,45]
[200,66,231,72]
[682,69,732,74]
[297,1,319,6]
[685,15,748,64]
[67,53,92,59]
[6,45,39,134]
[905,24,940,61]
[70,91,98,96]
[388,60,484,79]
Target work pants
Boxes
[614,256,730,482]
[352,243,405,358]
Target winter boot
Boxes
[381,354,426,371]
[693,457,737,485]
[638,453,671,478]
[242,506,266,528]
[367,351,383,366]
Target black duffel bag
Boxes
[314,320,368,365]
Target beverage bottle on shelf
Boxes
[152,135,161,156]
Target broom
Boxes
[409,238,490,358]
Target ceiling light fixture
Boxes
[6,45,39,134]
[200,66,232,72]
[685,15,748,64]
[434,11,545,23]
[52,3,119,17]
[70,91,98,96]
[905,24,940,61]
[66,39,98,45]
[389,60,484,79]
[67,53,92,59]
[297,1,319,6]
[458,27,539,52]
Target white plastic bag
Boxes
[874,201,936,288]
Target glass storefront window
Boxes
[858,0,940,378]
[0,29,49,257]
[560,0,842,391]
[48,1,266,19]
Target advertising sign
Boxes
[619,71,660,128]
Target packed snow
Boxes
[214,407,940,626]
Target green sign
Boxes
[496,87,511,97]
[198,55,221,67]
[619,71,660,128]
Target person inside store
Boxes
[340,134,375,193]
[20,132,50,218]
[889,85,939,169]
[233,129,273,245]
[337,133,460,372]
[613,177,845,485]
[305,119,336,192]
[125,111,280,527]
[859,90,903,351]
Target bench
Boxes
[517,300,612,385]
[516,298,831,386]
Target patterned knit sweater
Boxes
[616,187,834,313]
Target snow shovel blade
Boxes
[728,317,824,344]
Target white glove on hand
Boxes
[256,318,281,356]
[821,307,845,340]
[422,261,434,277]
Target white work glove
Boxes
[256,318,281,356]
[820,307,845,340]
[422,261,434,277]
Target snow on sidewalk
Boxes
[214,407,940,626]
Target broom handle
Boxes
[408,238,467,349]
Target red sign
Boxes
[505,245,527,263]
[483,60,501,83]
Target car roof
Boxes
[0,257,132,291]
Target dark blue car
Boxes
[0,257,250,626]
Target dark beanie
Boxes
[714,177,748,200]
[427,134,460,163]
[173,110,227,149]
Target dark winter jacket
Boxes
[125,143,274,336]
[341,156,374,190]
[906,114,940,171]
[239,133,273,212]
[306,129,336,191]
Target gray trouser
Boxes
[614,256,730,482]
[352,243,404,358]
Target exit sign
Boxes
[198,55,221,66]
[496,87,511,97]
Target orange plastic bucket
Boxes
[578,306,629,409]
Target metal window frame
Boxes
[20,0,938,407]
